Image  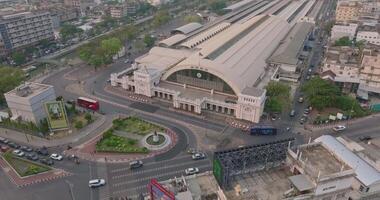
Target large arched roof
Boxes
[171,22,203,35]
[163,15,291,95]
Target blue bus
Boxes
[250,126,277,135]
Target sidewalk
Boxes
[305,112,380,131]
[0,114,110,148]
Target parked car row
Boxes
[0,137,59,166]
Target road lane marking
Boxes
[110,154,193,173]
[111,159,211,179]
[111,164,211,187]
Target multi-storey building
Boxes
[321,46,361,93]
[359,50,380,94]
[47,6,78,28]
[4,82,56,124]
[357,25,380,46]
[0,12,54,54]
[63,0,95,16]
[109,4,127,18]
[331,23,358,41]
[335,1,362,23]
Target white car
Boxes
[12,150,24,157]
[124,59,129,64]
[89,179,106,188]
[185,167,199,175]
[192,153,205,160]
[333,125,346,132]
[50,153,63,161]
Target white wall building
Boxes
[4,82,56,124]
[331,23,358,41]
[111,0,317,123]
[357,30,380,46]
[287,135,380,200]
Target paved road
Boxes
[105,153,212,199]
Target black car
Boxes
[36,147,49,156]
[40,158,54,166]
[26,153,39,161]
[129,160,143,169]
[359,136,372,142]
[21,146,33,152]
[8,142,20,149]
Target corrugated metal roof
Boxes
[268,22,313,66]
[171,23,203,35]
[158,34,187,47]
[224,0,257,11]
[315,135,380,186]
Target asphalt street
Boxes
[106,153,212,199]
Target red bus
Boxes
[77,97,99,111]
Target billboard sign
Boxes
[148,179,175,200]
[44,101,69,130]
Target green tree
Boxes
[101,37,122,58]
[184,15,202,23]
[39,39,51,48]
[74,121,83,129]
[264,81,291,113]
[84,113,93,123]
[334,36,352,46]
[0,66,25,104]
[124,25,138,41]
[77,45,93,62]
[60,24,83,41]
[152,10,171,28]
[208,0,227,15]
[143,34,155,48]
[11,51,26,65]
[301,77,340,110]
[265,97,283,113]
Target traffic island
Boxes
[2,152,51,177]
[65,116,179,163]
[95,129,149,153]
[142,131,171,151]
[0,152,71,187]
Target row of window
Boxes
[11,31,52,42]
[243,97,256,103]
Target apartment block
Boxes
[331,23,358,41]
[335,1,362,23]
[0,12,54,53]
[357,25,380,46]
[359,50,380,94]
[63,0,95,16]
[321,46,361,93]
[109,5,127,18]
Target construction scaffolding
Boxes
[213,138,294,188]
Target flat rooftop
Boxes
[160,173,221,200]
[299,144,351,179]
[357,138,380,171]
[5,82,53,99]
[224,167,292,200]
